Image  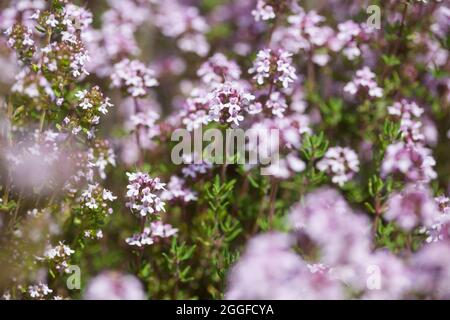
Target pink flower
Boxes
[180,89,211,131]
[181,153,213,180]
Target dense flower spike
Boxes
[387,99,434,144]
[0,0,449,301]
[226,232,344,299]
[420,196,450,243]
[385,184,439,231]
[28,283,53,300]
[381,142,437,182]
[161,176,198,203]
[39,242,75,274]
[344,66,383,98]
[197,53,241,85]
[84,272,145,300]
[181,153,214,180]
[125,221,178,247]
[111,59,158,97]
[207,81,255,126]
[316,147,360,186]
[4,24,35,63]
[154,0,210,56]
[180,89,211,131]
[249,48,297,89]
[251,0,276,22]
[126,172,166,217]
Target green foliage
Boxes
[301,132,329,161]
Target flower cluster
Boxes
[228,188,450,299]
[420,196,450,243]
[344,67,383,98]
[154,0,210,57]
[28,283,54,300]
[126,221,178,247]
[40,242,75,274]
[31,6,93,79]
[381,141,437,183]
[180,89,211,131]
[161,176,198,204]
[226,232,342,299]
[4,24,35,63]
[207,81,255,126]
[197,53,241,85]
[126,172,166,217]
[66,86,113,137]
[388,99,430,144]
[247,114,311,178]
[332,20,373,60]
[1,0,450,301]
[279,8,334,55]
[251,0,276,22]
[84,272,145,300]
[79,183,116,214]
[385,184,439,231]
[181,153,214,180]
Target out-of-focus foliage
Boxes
[0,0,449,300]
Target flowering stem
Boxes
[267,79,275,98]
[391,2,408,57]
